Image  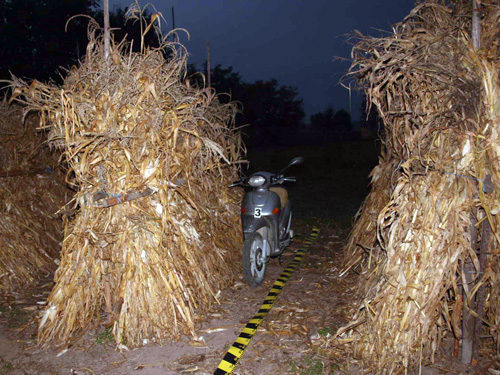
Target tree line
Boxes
[0,0,158,83]
[200,65,305,147]
[0,0,378,148]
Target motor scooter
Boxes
[230,157,303,286]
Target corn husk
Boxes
[0,101,67,302]
[10,21,244,347]
[337,1,500,372]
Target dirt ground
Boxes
[0,220,496,375]
[0,143,498,374]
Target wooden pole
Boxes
[103,0,110,59]
[472,0,481,49]
[473,215,489,361]
[462,213,477,364]
[207,41,211,88]
[348,82,352,118]
[171,6,176,42]
[462,176,493,364]
[172,6,176,30]
[462,2,482,364]
[473,176,493,361]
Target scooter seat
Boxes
[270,186,288,209]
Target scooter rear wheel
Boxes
[243,232,267,287]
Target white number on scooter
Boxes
[254,208,262,218]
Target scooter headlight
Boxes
[248,175,266,187]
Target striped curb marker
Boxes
[213,227,320,375]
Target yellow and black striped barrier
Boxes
[213,227,320,375]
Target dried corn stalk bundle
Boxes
[341,149,397,278]
[10,23,243,347]
[476,53,500,356]
[0,101,59,171]
[337,1,500,372]
[0,175,67,302]
[0,102,67,301]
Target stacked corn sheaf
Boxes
[338,1,500,372]
[11,21,244,347]
[0,102,68,302]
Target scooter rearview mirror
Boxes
[279,156,304,175]
[289,156,304,166]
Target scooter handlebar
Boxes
[229,175,296,187]
[229,177,248,187]
[271,176,296,184]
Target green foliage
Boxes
[332,109,352,130]
[189,63,305,147]
[310,107,336,129]
[318,326,333,337]
[0,0,98,82]
[210,65,246,103]
[359,93,382,137]
[289,355,325,375]
[241,78,305,146]
[309,107,352,139]
[0,304,28,328]
[246,141,378,219]
[96,326,114,344]
[7,305,23,318]
[0,360,14,374]
[0,1,158,83]
[1,304,25,319]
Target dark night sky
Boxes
[110,0,415,120]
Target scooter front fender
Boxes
[242,215,273,234]
[241,215,279,255]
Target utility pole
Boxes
[206,41,211,88]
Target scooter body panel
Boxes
[233,156,303,286]
[245,187,279,211]
[242,188,291,257]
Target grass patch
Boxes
[317,326,333,338]
[7,305,23,318]
[96,326,114,344]
[246,141,378,221]
[0,305,29,328]
[0,360,14,374]
[289,355,325,375]
[0,305,24,318]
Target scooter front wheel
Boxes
[242,232,267,287]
